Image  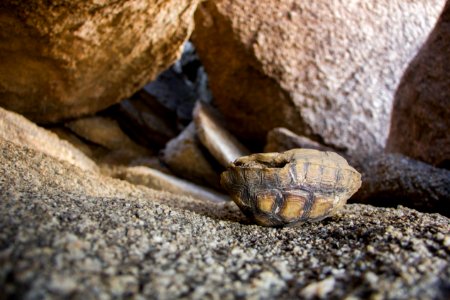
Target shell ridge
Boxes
[302,162,310,184]
[220,149,362,227]
[288,162,298,186]
[300,189,315,221]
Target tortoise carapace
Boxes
[220,149,362,227]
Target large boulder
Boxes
[192,0,445,155]
[0,0,200,123]
[386,1,450,169]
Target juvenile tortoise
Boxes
[220,149,361,227]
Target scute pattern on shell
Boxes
[220,149,362,227]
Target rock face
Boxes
[353,153,450,217]
[1,139,449,299]
[194,102,250,167]
[192,0,445,154]
[162,122,222,189]
[387,1,450,169]
[265,127,334,153]
[0,0,201,123]
[0,107,98,172]
[112,90,178,149]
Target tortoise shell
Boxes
[220,149,362,227]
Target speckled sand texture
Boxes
[0,139,449,299]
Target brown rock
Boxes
[162,122,221,189]
[0,0,201,123]
[264,127,335,153]
[107,165,228,203]
[192,0,445,155]
[65,116,152,157]
[194,102,250,167]
[352,153,450,217]
[386,1,450,169]
[113,90,178,149]
[0,107,98,172]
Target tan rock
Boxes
[386,1,450,169]
[192,0,445,155]
[0,107,98,172]
[0,0,201,123]
[50,127,95,158]
[65,116,152,157]
[128,156,172,174]
[194,102,249,167]
[162,122,221,189]
[108,165,228,203]
[264,127,334,153]
[51,126,130,167]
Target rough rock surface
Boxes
[194,102,249,167]
[1,139,450,299]
[162,122,222,189]
[264,127,450,216]
[0,0,201,123]
[0,107,98,172]
[387,1,450,169]
[265,127,335,153]
[353,154,450,217]
[112,90,178,149]
[192,0,445,154]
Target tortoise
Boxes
[220,149,361,227]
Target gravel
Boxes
[1,139,449,299]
